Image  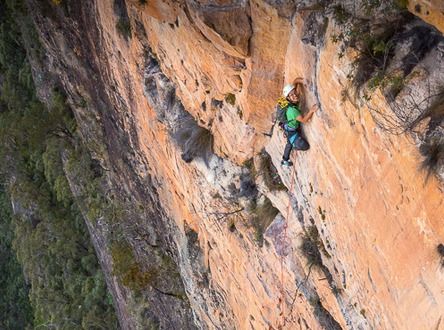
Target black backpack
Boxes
[264,97,290,137]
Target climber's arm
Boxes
[296,105,318,123]
[292,77,304,95]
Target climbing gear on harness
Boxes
[264,96,290,137]
[283,123,297,133]
[277,96,289,109]
[276,96,289,126]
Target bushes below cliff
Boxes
[110,239,186,298]
[0,2,118,327]
[1,92,118,328]
[0,188,33,330]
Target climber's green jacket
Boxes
[285,104,301,129]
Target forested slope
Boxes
[0,1,118,328]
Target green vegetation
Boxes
[332,5,350,24]
[242,157,257,181]
[111,239,186,300]
[317,206,326,221]
[65,145,115,222]
[308,295,321,308]
[242,154,283,245]
[0,188,34,330]
[224,93,236,106]
[111,240,158,291]
[419,137,444,183]
[0,1,118,328]
[243,151,287,192]
[395,0,409,9]
[258,151,287,191]
[301,232,323,267]
[331,1,409,93]
[331,1,444,180]
[300,225,330,267]
[116,18,132,39]
[438,244,444,266]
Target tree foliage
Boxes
[0,1,118,328]
[0,188,33,330]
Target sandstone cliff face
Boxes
[27,0,444,329]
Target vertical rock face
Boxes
[27,0,444,329]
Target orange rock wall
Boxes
[88,1,443,328]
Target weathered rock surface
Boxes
[26,0,444,329]
[409,0,444,34]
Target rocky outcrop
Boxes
[26,0,444,329]
[409,0,444,34]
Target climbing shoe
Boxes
[281,160,293,167]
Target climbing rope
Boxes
[276,156,297,330]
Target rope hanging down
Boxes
[276,157,297,330]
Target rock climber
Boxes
[279,78,318,166]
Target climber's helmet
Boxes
[283,84,294,98]
[283,84,299,104]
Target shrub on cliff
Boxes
[438,244,444,266]
[420,136,444,182]
[243,151,286,192]
[258,150,287,191]
[116,18,131,40]
[110,239,186,300]
[174,117,214,163]
[250,195,279,246]
[111,240,158,291]
[225,93,236,106]
[332,1,444,181]
[300,226,330,267]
